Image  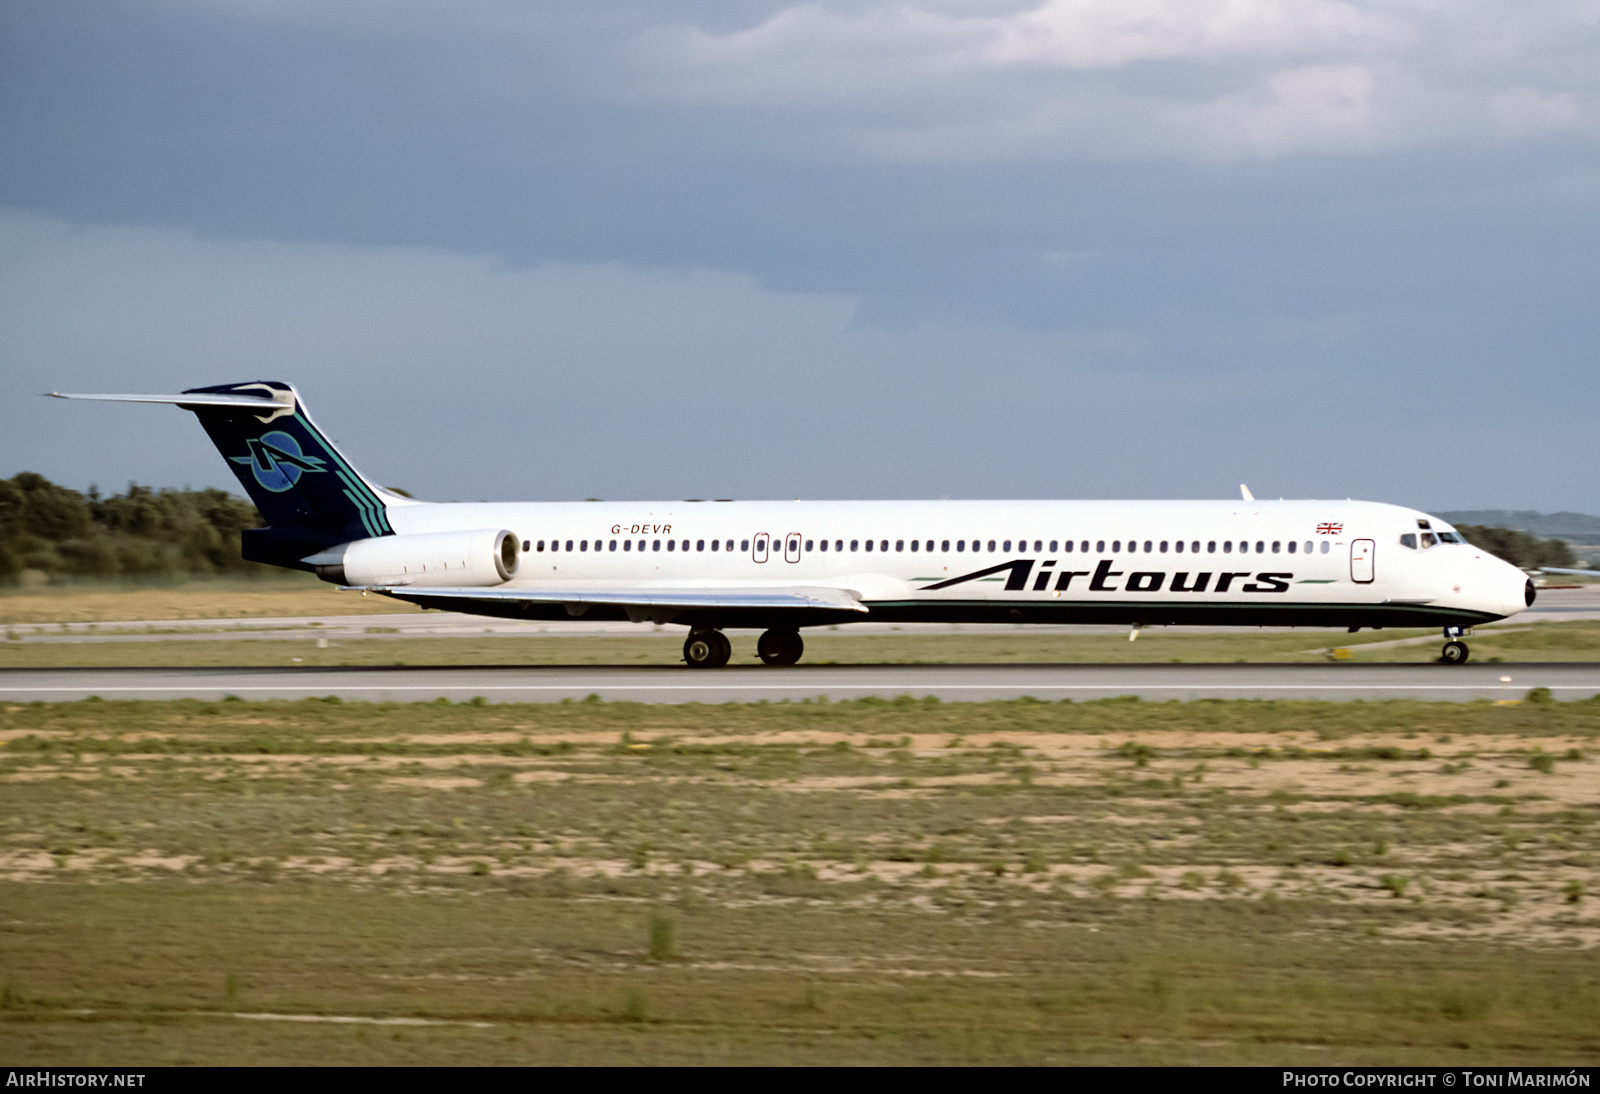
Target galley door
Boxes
[752,533,769,563]
[784,533,801,563]
[1350,539,1375,584]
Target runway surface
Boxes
[3,662,1597,703]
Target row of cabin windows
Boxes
[535,538,739,553]
[527,537,1336,556]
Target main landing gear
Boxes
[1439,626,1471,665]
[682,628,806,668]
[757,628,804,666]
[683,629,731,669]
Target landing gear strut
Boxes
[683,629,731,669]
[757,628,804,666]
[1439,626,1470,665]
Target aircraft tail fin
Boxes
[49,382,402,565]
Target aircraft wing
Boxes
[352,584,870,621]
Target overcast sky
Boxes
[1,0,1596,511]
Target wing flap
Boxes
[350,584,869,614]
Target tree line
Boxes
[1453,525,1578,570]
[0,472,266,583]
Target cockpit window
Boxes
[1420,533,1437,548]
[1399,533,1417,550]
[1438,532,1461,544]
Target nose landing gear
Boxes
[1439,625,1471,665]
[683,629,731,668]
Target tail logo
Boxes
[229,431,328,493]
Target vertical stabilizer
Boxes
[179,382,394,541]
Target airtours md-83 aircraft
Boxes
[50,381,1535,667]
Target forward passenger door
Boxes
[1350,539,1375,584]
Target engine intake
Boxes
[305,529,519,587]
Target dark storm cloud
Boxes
[0,1,1597,512]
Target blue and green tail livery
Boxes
[175,383,393,565]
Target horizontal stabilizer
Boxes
[351,584,870,615]
[47,391,291,409]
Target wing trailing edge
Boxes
[350,584,869,618]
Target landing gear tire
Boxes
[1440,640,1470,665]
[684,630,731,669]
[757,628,804,666]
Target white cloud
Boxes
[631,0,1600,160]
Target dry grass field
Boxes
[1,695,1597,1064]
[0,580,423,626]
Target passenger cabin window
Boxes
[851,540,859,551]
[806,539,814,551]
[1174,541,1183,553]
[537,540,545,552]
[652,540,661,551]
[1223,541,1232,553]
[1003,540,1011,552]
[1112,541,1121,552]
[565,540,574,552]
[1063,541,1073,552]
[1287,541,1296,553]
[1320,541,1330,554]
[1096,540,1105,552]
[941,540,950,552]
[712,540,721,551]
[522,540,530,552]
[836,540,844,551]
[956,540,966,552]
[899,540,907,552]
[865,540,874,552]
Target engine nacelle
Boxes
[307,529,519,587]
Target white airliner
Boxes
[50,382,1534,667]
